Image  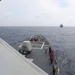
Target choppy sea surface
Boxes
[0,26,75,75]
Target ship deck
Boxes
[15,35,58,75]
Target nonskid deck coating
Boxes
[29,47,52,74]
[13,35,58,75]
[16,43,58,75]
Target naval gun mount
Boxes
[19,34,50,57]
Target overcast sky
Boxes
[0,0,75,26]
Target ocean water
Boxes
[0,26,75,75]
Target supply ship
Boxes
[60,24,63,28]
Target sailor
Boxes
[54,58,58,65]
[54,58,60,75]
[50,50,54,64]
[57,67,60,75]
[49,46,52,53]
[44,46,48,53]
[52,65,56,75]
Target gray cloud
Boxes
[0,0,75,26]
